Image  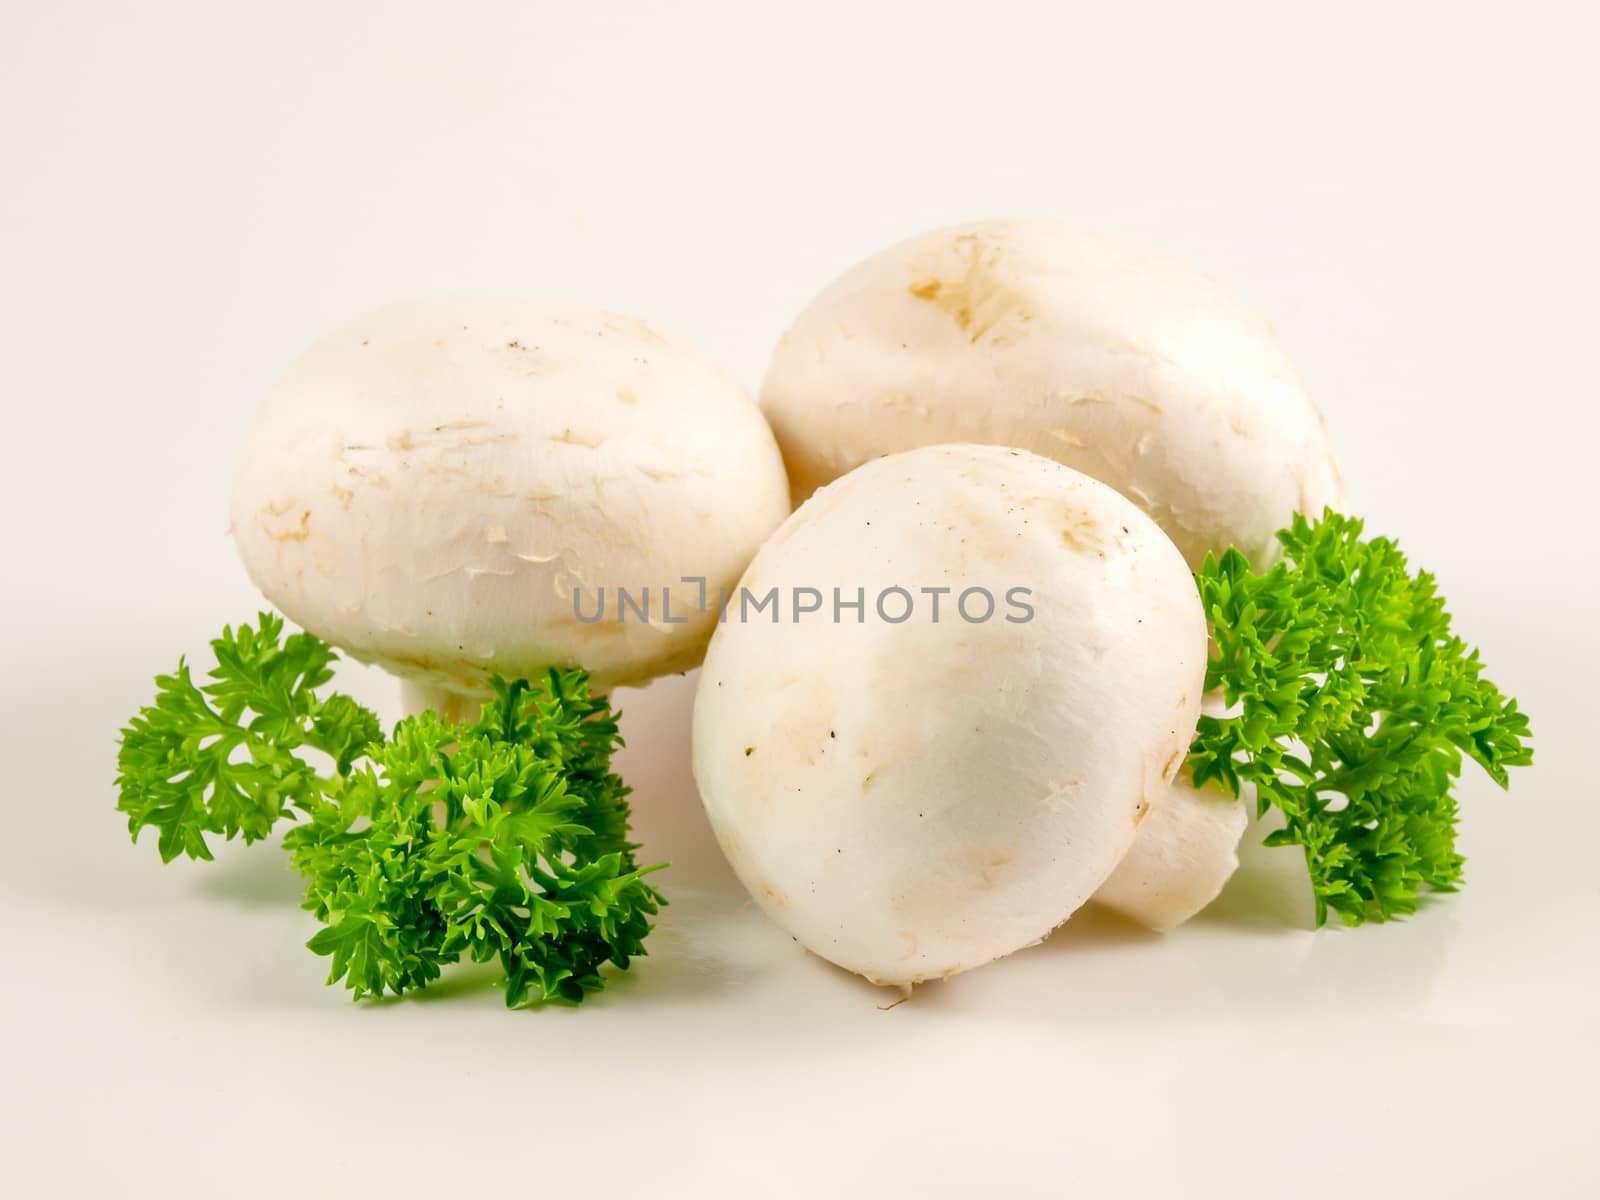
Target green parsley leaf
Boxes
[115,613,381,862]
[1188,511,1533,926]
[117,614,664,1006]
[285,678,664,1006]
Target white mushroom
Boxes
[692,445,1207,988]
[232,299,790,716]
[759,218,1343,570]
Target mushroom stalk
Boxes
[398,680,485,726]
[1092,779,1249,930]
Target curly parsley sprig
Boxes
[116,614,664,1006]
[1188,511,1532,927]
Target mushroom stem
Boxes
[1091,779,1249,930]
[398,680,486,726]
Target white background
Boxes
[3,2,1596,1196]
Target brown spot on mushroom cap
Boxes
[1059,508,1118,557]
[430,419,494,434]
[384,648,490,677]
[548,429,603,448]
[907,233,1033,343]
[971,848,1016,889]
[262,509,312,543]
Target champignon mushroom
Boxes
[692,444,1207,988]
[758,218,1343,570]
[231,299,790,717]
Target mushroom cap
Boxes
[232,299,790,695]
[692,444,1207,987]
[759,219,1343,569]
